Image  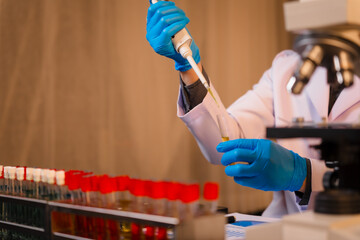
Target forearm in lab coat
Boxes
[177,81,242,165]
[179,67,209,113]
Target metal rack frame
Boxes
[0,194,225,240]
[0,194,51,239]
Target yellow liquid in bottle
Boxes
[229,161,248,166]
[118,199,132,237]
[221,137,229,142]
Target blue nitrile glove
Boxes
[146,1,200,72]
[216,139,307,191]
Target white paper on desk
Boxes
[225,213,279,240]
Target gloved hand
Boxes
[146,1,200,72]
[216,139,307,191]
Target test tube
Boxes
[217,114,243,166]
[8,167,16,222]
[165,182,181,240]
[130,179,147,240]
[99,176,119,240]
[25,167,34,198]
[15,167,25,224]
[180,183,200,221]
[15,167,25,197]
[40,169,50,199]
[53,170,75,235]
[149,181,166,240]
[217,114,229,142]
[33,168,43,227]
[116,175,131,238]
[203,182,219,215]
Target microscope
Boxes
[247,0,360,239]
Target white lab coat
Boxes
[177,50,360,218]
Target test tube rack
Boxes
[0,194,225,240]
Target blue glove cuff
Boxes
[175,50,201,72]
[174,42,201,72]
[287,152,307,192]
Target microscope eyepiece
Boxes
[332,51,355,88]
[287,45,324,94]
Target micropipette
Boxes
[149,0,219,106]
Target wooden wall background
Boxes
[0,0,291,213]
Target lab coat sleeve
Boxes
[177,84,234,165]
[177,66,275,165]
